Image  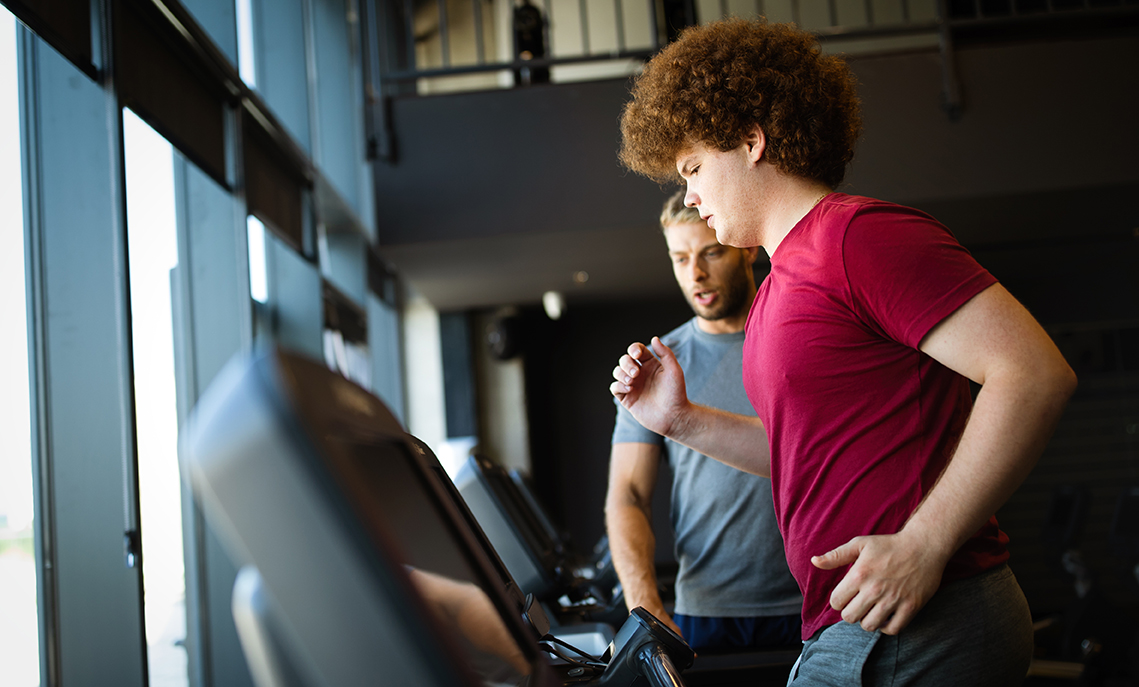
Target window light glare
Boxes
[247,216,269,303]
[236,0,256,87]
[0,11,38,687]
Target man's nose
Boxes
[684,185,699,209]
[688,260,708,281]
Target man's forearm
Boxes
[902,362,1077,558]
[605,442,684,634]
[669,403,771,478]
[906,283,1078,557]
[605,502,664,613]
[612,338,770,477]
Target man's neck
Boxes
[751,168,832,256]
[695,315,746,335]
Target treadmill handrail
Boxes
[636,643,685,687]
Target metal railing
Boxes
[357,0,1137,152]
[368,0,947,89]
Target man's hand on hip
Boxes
[811,528,951,635]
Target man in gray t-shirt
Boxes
[605,191,801,652]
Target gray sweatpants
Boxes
[787,565,1033,687]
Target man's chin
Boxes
[690,304,728,321]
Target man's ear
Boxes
[743,245,761,266]
[743,125,766,166]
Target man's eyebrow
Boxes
[669,243,719,256]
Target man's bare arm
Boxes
[610,337,770,477]
[604,442,682,636]
[813,283,1077,634]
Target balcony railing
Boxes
[358,0,1137,156]
[366,0,952,94]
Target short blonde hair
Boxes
[659,189,702,230]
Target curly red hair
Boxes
[619,18,862,188]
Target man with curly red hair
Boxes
[610,18,1076,685]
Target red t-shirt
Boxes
[742,194,1009,640]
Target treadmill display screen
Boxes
[329,436,532,687]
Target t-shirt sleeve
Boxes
[611,398,665,446]
[842,204,997,349]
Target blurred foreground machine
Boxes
[179,347,694,687]
[454,453,626,629]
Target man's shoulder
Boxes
[659,318,698,349]
[662,318,746,355]
[828,193,943,234]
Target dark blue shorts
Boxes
[673,612,803,652]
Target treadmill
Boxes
[454,454,625,629]
[179,347,694,687]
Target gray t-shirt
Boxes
[612,319,802,618]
